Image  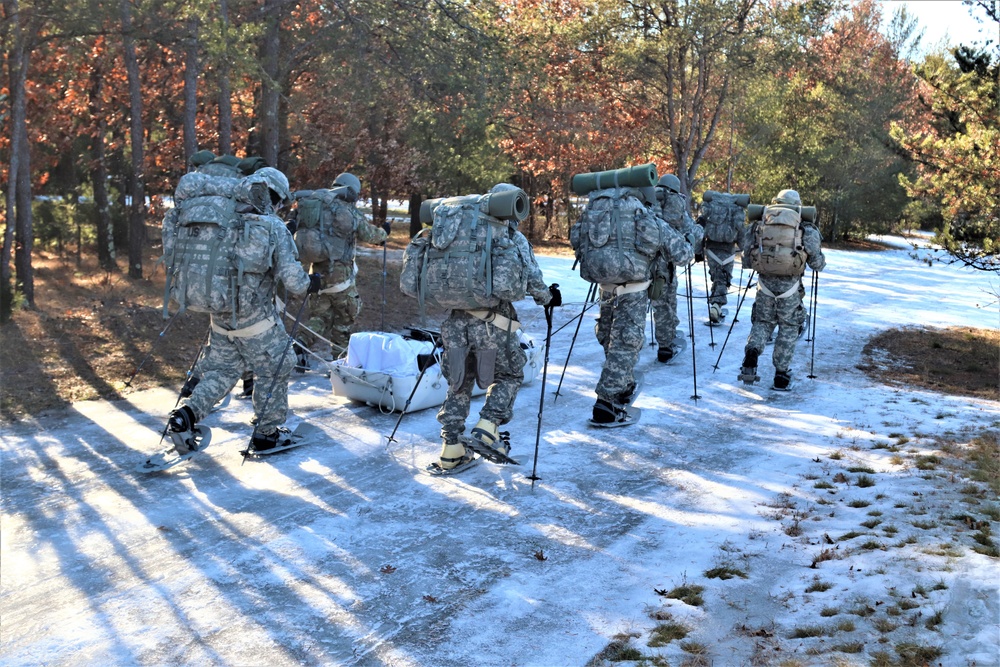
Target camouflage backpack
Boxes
[570,187,662,285]
[292,187,357,266]
[748,205,806,277]
[399,195,527,311]
[656,189,689,232]
[699,191,748,243]
[161,172,276,326]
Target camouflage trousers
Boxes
[182,319,295,435]
[704,241,739,306]
[437,307,526,444]
[304,285,362,354]
[651,268,681,347]
[594,290,647,402]
[745,276,806,373]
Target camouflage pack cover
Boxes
[656,189,688,231]
[570,187,661,285]
[161,171,275,325]
[748,205,806,277]
[700,192,746,243]
[399,196,526,311]
[293,188,356,266]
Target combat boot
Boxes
[166,405,199,455]
[738,349,760,385]
[439,439,473,471]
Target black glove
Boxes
[548,283,562,308]
[694,253,704,263]
[308,273,323,294]
[286,218,298,235]
[180,375,200,398]
[382,221,392,235]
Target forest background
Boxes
[1,0,998,321]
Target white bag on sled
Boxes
[329,328,545,413]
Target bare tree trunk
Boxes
[217,0,232,155]
[122,0,146,279]
[4,0,35,308]
[89,62,116,271]
[182,17,200,162]
[258,0,281,166]
[2,0,23,317]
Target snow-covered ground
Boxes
[2,237,998,666]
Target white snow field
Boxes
[2,236,998,667]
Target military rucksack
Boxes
[292,187,358,266]
[656,189,688,232]
[570,187,662,285]
[161,172,275,326]
[699,190,749,243]
[747,205,807,277]
[400,195,527,311]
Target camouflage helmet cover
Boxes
[333,172,362,197]
[773,189,801,206]
[657,173,681,193]
[257,167,291,204]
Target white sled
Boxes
[329,329,546,414]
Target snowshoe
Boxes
[138,417,212,473]
[771,370,794,392]
[240,418,308,458]
[739,349,760,386]
[588,399,641,428]
[656,336,688,364]
[705,306,728,326]
[427,442,480,476]
[466,419,519,465]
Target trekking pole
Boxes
[712,270,756,372]
[124,313,180,388]
[529,302,555,490]
[243,294,311,465]
[685,265,700,400]
[383,353,438,445]
[808,270,820,379]
[553,281,598,402]
[702,261,717,348]
[805,267,817,343]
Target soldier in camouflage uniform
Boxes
[437,184,560,471]
[739,189,826,390]
[591,191,693,423]
[296,172,389,366]
[650,174,704,363]
[166,168,322,453]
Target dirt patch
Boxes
[0,239,448,424]
[824,238,898,251]
[859,325,999,400]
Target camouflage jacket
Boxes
[513,229,552,307]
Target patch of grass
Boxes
[912,584,929,598]
[895,642,943,665]
[882,525,899,536]
[925,608,945,630]
[789,625,826,639]
[834,618,856,632]
[859,539,886,551]
[867,509,883,516]
[873,618,898,633]
[805,577,833,593]
[820,606,840,617]
[895,536,919,547]
[915,455,940,470]
[870,651,896,667]
[861,518,882,529]
[837,530,866,541]
[830,641,864,653]
[856,474,877,488]
[663,583,705,607]
[890,454,905,465]
[911,520,937,530]
[814,480,834,489]
[850,603,877,618]
[847,499,871,508]
[848,465,876,474]
[703,566,747,580]
[931,579,948,591]
[829,451,843,460]
[648,621,688,647]
[679,640,709,656]
[811,548,838,567]
[898,599,920,610]
[860,326,999,400]
[982,504,1000,521]
[968,433,1000,495]
[588,639,641,664]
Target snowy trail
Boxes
[2,237,998,666]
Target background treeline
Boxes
[2,0,998,319]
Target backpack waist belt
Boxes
[757,282,800,300]
[317,262,358,295]
[599,280,652,297]
[466,310,521,333]
[705,248,736,266]
[211,316,276,341]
